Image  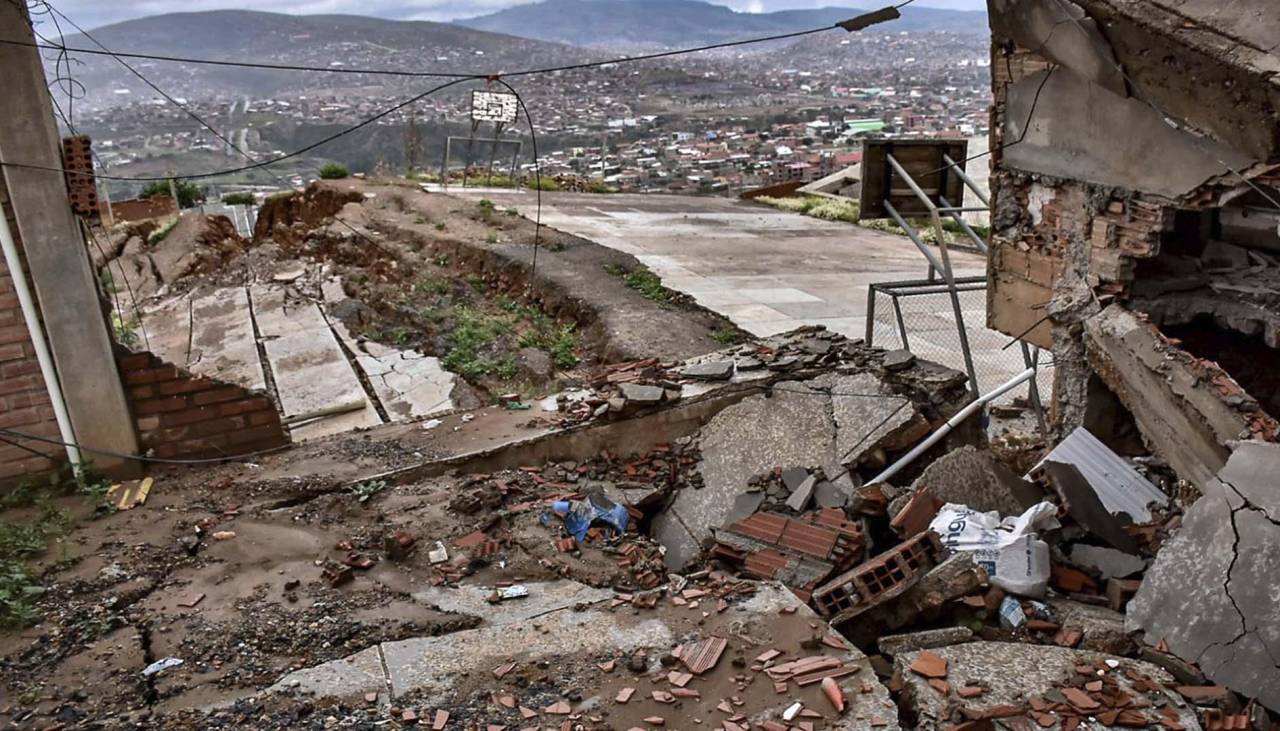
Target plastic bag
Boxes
[928,501,1057,597]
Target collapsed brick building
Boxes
[984,0,1280,488]
[984,0,1280,708]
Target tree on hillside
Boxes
[139,179,206,208]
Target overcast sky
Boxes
[54,0,986,30]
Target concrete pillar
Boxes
[0,3,140,475]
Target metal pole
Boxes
[1021,342,1048,435]
[890,294,911,351]
[485,121,505,187]
[884,200,945,274]
[461,121,479,189]
[864,286,876,345]
[943,154,989,208]
[938,196,988,254]
[888,153,981,396]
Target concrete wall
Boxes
[0,179,61,482]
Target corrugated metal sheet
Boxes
[1029,427,1168,522]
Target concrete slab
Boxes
[816,372,925,466]
[332,323,454,422]
[1127,442,1280,712]
[249,285,372,425]
[269,582,900,729]
[655,381,836,568]
[142,287,266,392]
[896,642,1201,730]
[459,191,1037,402]
[410,581,613,626]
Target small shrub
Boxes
[586,180,616,194]
[435,222,447,232]
[221,192,256,206]
[350,480,388,504]
[486,233,498,244]
[527,177,561,192]
[111,312,139,348]
[549,324,578,369]
[712,326,741,345]
[319,163,350,180]
[148,219,178,244]
[140,180,205,208]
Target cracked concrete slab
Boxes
[653,381,837,568]
[333,322,454,422]
[812,372,927,467]
[267,581,900,730]
[410,580,614,626]
[1126,442,1280,712]
[142,287,266,392]
[249,285,374,427]
[896,642,1201,730]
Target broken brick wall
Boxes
[984,1,1280,448]
[117,350,289,460]
[0,175,62,484]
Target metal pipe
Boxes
[869,366,1037,485]
[0,204,81,471]
[938,196,988,254]
[864,286,876,345]
[884,200,945,274]
[943,154,990,207]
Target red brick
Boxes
[157,377,217,396]
[116,352,156,371]
[0,342,25,362]
[0,373,45,397]
[248,411,282,427]
[125,366,179,385]
[137,415,161,432]
[190,415,247,438]
[6,390,51,410]
[133,396,190,415]
[157,406,220,428]
[193,387,246,406]
[1,359,40,379]
[129,385,155,400]
[224,424,289,449]
[0,324,33,346]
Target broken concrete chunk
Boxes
[654,382,836,569]
[878,627,974,657]
[895,643,1202,731]
[1068,544,1146,580]
[1029,427,1168,524]
[1127,442,1280,712]
[784,474,817,512]
[618,383,666,404]
[906,446,1041,516]
[680,361,735,380]
[816,372,927,467]
[882,350,916,372]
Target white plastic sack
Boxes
[928,501,1058,597]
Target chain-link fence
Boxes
[866,277,1052,415]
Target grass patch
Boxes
[0,498,67,629]
[527,177,561,192]
[443,305,518,380]
[605,263,669,304]
[756,195,989,245]
[712,326,742,345]
[221,192,256,206]
[319,163,349,180]
[148,219,178,244]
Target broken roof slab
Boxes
[1126,441,1280,712]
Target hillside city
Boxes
[65,18,991,197]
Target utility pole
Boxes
[0,1,141,475]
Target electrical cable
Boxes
[0,5,901,83]
[40,1,445,267]
[0,3,907,182]
[489,78,544,276]
[0,426,291,465]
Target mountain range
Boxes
[456,0,988,48]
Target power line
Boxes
[0,426,290,464]
[0,3,907,182]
